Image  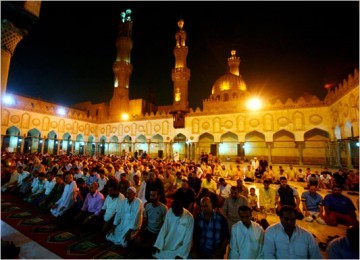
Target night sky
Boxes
[6,1,359,110]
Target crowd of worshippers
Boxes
[1,151,359,259]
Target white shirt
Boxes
[44,178,56,195]
[229,221,264,259]
[263,222,323,259]
[219,183,232,198]
[98,176,108,192]
[102,193,125,222]
[153,208,194,259]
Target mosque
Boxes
[1,3,359,169]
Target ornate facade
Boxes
[1,9,359,168]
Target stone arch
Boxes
[61,132,72,154]
[334,125,342,140]
[303,128,330,165]
[2,126,21,152]
[109,135,119,155]
[272,130,298,164]
[198,132,215,155]
[219,132,239,159]
[223,93,229,101]
[45,130,58,155]
[98,136,106,155]
[134,135,146,156]
[162,121,169,135]
[24,128,42,153]
[173,133,187,159]
[42,117,50,131]
[236,115,246,132]
[244,131,266,158]
[87,135,95,155]
[150,134,164,158]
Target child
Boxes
[248,187,259,211]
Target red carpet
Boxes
[1,193,128,259]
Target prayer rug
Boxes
[1,193,127,258]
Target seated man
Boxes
[152,200,194,259]
[275,177,304,220]
[296,168,306,182]
[319,170,333,189]
[346,170,359,192]
[24,172,47,203]
[236,179,249,198]
[38,174,65,211]
[218,178,232,207]
[322,185,358,226]
[193,197,229,259]
[74,182,105,227]
[229,205,264,259]
[259,179,276,214]
[106,187,143,248]
[222,186,249,229]
[301,184,326,224]
[50,173,78,217]
[1,166,19,192]
[244,165,255,182]
[99,181,125,233]
[200,174,217,194]
[263,206,322,259]
[307,172,320,189]
[139,188,168,258]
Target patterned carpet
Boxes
[1,193,131,259]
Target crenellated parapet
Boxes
[324,68,359,105]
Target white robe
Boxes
[50,181,78,217]
[229,221,264,259]
[153,208,194,259]
[106,197,143,247]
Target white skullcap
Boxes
[127,186,137,194]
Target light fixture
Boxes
[2,94,15,106]
[121,113,129,120]
[56,107,66,116]
[246,97,262,111]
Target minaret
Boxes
[171,19,190,128]
[228,49,240,76]
[109,9,133,118]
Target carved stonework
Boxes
[20,113,30,128]
[2,110,9,126]
[249,119,259,128]
[10,115,20,124]
[224,120,233,129]
[202,122,210,130]
[32,119,40,126]
[278,117,289,127]
[309,114,323,125]
[154,124,161,132]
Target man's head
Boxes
[279,206,297,232]
[250,187,256,195]
[280,176,287,187]
[200,196,213,215]
[120,173,127,181]
[148,171,156,182]
[230,186,239,199]
[219,178,226,186]
[89,182,99,195]
[236,179,243,186]
[205,173,212,182]
[171,200,184,217]
[181,179,189,189]
[107,182,119,198]
[309,184,317,195]
[126,187,136,202]
[133,174,140,184]
[263,179,270,189]
[65,173,73,184]
[149,188,160,203]
[332,185,343,196]
[238,205,252,227]
[38,172,46,181]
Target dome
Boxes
[211,72,247,96]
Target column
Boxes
[56,140,60,155]
[267,142,272,164]
[20,137,25,153]
[194,142,199,163]
[297,141,303,166]
[147,139,151,155]
[40,138,45,154]
[71,140,75,154]
[345,140,353,169]
[336,141,342,167]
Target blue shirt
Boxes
[326,236,359,259]
[194,211,230,255]
[301,191,323,212]
[322,193,356,214]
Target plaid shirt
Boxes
[194,211,230,255]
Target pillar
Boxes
[267,142,272,164]
[345,140,354,169]
[297,141,303,165]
